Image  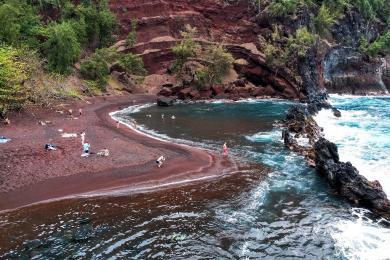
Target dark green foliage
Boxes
[80,51,109,88]
[77,2,117,48]
[118,53,147,76]
[360,30,390,56]
[44,21,81,74]
[269,0,314,17]
[0,46,30,115]
[0,0,42,46]
[263,26,316,69]
[269,0,299,17]
[314,4,336,37]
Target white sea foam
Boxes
[314,107,390,196]
[330,209,390,260]
[244,130,283,143]
[315,95,390,260]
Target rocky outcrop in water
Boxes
[282,101,390,220]
[315,138,390,219]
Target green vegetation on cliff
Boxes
[0,46,31,115]
[0,0,118,116]
[255,0,390,73]
[172,25,234,86]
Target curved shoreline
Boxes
[0,95,235,212]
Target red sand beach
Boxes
[0,95,233,211]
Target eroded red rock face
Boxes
[109,0,257,44]
[109,0,301,100]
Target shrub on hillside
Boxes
[44,21,81,74]
[118,53,147,76]
[80,52,110,88]
[77,2,117,48]
[0,0,42,46]
[196,45,234,86]
[172,25,200,73]
[360,30,390,57]
[314,4,337,37]
[0,46,31,116]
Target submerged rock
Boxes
[23,239,44,251]
[157,96,175,107]
[71,224,95,242]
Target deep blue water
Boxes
[1,97,389,259]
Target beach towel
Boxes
[0,136,10,143]
[62,133,78,138]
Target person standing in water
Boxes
[222,142,228,156]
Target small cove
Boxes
[1,97,389,259]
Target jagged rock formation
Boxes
[282,103,390,220]
[315,138,390,219]
[323,47,390,94]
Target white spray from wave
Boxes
[314,107,390,196]
[314,95,390,260]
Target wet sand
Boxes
[0,95,233,211]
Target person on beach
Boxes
[3,117,10,125]
[80,131,86,144]
[156,155,166,168]
[45,144,56,151]
[79,108,83,116]
[222,142,228,156]
[82,142,90,156]
[68,109,73,117]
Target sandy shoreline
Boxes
[0,95,234,211]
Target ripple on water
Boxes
[1,98,390,259]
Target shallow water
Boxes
[1,97,389,259]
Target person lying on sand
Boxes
[156,155,166,168]
[97,148,110,157]
[3,117,10,125]
[45,144,56,151]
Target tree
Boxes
[197,45,234,86]
[0,46,30,116]
[172,25,200,73]
[77,3,117,48]
[360,30,390,57]
[0,0,42,46]
[287,27,316,57]
[118,53,147,76]
[314,4,336,37]
[80,51,110,88]
[44,21,81,74]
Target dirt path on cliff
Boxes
[0,95,234,211]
